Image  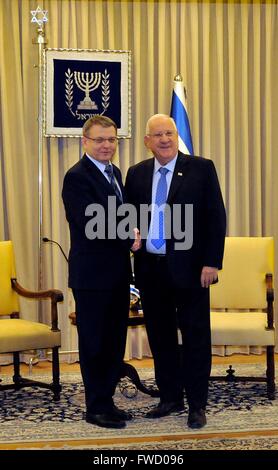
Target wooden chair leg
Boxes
[13,352,22,388]
[266,345,275,400]
[52,347,61,401]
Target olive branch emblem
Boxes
[101,69,110,114]
[65,68,75,117]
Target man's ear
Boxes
[144,135,149,148]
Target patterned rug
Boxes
[0,364,277,449]
[61,435,278,450]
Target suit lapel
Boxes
[113,164,124,193]
[81,154,117,196]
[144,158,155,205]
[167,152,190,204]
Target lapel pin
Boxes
[177,172,183,176]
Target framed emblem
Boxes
[43,48,131,138]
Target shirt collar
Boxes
[86,153,110,174]
[154,155,178,174]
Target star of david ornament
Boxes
[30,6,48,27]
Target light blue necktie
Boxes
[150,167,169,249]
[105,164,123,202]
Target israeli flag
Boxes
[130,285,140,299]
[170,75,194,155]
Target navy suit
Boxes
[62,155,131,415]
[125,152,226,410]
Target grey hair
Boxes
[145,114,177,135]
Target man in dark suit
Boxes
[62,116,140,429]
[125,114,226,429]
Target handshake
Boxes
[131,228,141,252]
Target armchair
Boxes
[210,237,275,399]
[0,241,63,400]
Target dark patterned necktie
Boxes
[104,164,123,202]
[150,167,169,249]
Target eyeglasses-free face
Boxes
[82,125,118,163]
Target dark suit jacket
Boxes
[125,152,226,289]
[62,155,132,290]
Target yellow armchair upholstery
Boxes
[210,237,275,399]
[0,241,63,400]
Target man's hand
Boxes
[131,228,141,252]
[201,266,218,288]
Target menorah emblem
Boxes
[74,72,101,110]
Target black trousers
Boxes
[138,255,211,410]
[72,285,130,415]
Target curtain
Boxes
[0,0,277,361]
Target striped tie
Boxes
[105,164,123,202]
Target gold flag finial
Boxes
[174,74,183,82]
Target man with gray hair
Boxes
[125,114,226,429]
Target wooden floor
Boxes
[1,352,278,375]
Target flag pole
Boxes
[30,6,48,317]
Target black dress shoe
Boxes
[86,413,126,429]
[187,409,207,429]
[145,400,184,419]
[112,405,133,421]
